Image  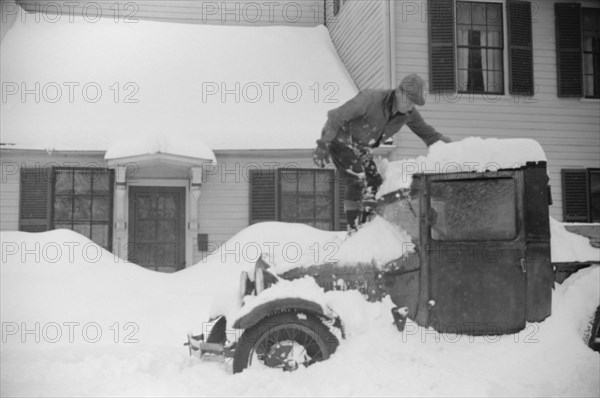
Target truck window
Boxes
[430,178,517,241]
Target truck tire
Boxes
[233,312,339,374]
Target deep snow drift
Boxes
[1,223,599,397]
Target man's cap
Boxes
[398,73,426,106]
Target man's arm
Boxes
[406,108,451,146]
[319,92,369,143]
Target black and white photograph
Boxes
[0,0,599,396]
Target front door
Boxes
[128,187,186,272]
[424,171,526,334]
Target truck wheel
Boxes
[584,305,600,352]
[233,312,339,374]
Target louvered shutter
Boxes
[336,173,347,231]
[562,169,589,222]
[19,168,51,232]
[555,3,583,97]
[428,0,456,92]
[249,169,277,224]
[507,0,534,95]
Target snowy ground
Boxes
[1,220,599,397]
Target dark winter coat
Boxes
[322,89,445,147]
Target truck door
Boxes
[424,171,526,334]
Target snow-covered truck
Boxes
[186,160,600,373]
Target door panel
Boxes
[128,187,185,272]
[425,174,526,334]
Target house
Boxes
[324,0,599,243]
[0,1,359,272]
[1,0,598,273]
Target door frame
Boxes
[127,183,188,271]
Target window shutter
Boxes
[249,168,277,224]
[428,0,456,92]
[336,173,347,231]
[19,168,51,232]
[562,169,589,222]
[507,0,534,95]
[555,3,583,97]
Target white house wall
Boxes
[194,151,316,264]
[326,0,599,221]
[326,0,388,89]
[16,0,325,25]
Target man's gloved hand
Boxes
[312,140,330,168]
[439,135,452,143]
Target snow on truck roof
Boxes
[377,137,548,197]
[0,16,357,155]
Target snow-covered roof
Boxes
[0,16,357,153]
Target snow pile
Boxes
[550,218,600,263]
[336,216,415,266]
[2,226,600,396]
[378,137,547,196]
[1,17,357,151]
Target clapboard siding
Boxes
[17,0,323,26]
[388,0,600,221]
[326,0,386,89]
[194,151,317,263]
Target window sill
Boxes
[580,98,600,103]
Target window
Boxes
[279,169,334,230]
[249,168,345,231]
[429,178,517,241]
[457,2,504,94]
[583,8,600,98]
[555,4,600,98]
[52,168,113,250]
[428,0,533,95]
[19,167,114,249]
[562,169,600,222]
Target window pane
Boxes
[73,223,91,238]
[74,170,92,194]
[457,2,471,24]
[157,220,177,242]
[297,172,314,193]
[137,220,155,241]
[584,54,594,74]
[583,12,597,30]
[54,170,73,194]
[91,224,109,248]
[315,221,332,231]
[584,76,595,97]
[54,197,72,220]
[430,178,516,241]
[92,171,110,193]
[472,3,486,25]
[280,195,297,219]
[298,197,315,218]
[280,171,297,193]
[92,197,109,220]
[457,26,470,46]
[487,26,502,47]
[486,3,501,26]
[316,196,333,219]
[458,48,469,69]
[73,197,91,220]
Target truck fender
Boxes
[232,297,339,331]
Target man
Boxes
[313,73,451,232]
